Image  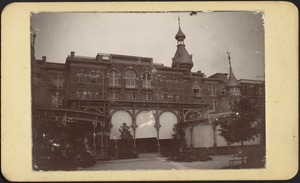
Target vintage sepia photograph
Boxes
[30,12,265,171]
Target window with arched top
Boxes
[89,71,98,84]
[90,90,98,99]
[125,70,136,88]
[108,70,120,87]
[76,89,86,98]
[77,71,86,83]
[142,73,152,88]
[192,83,201,96]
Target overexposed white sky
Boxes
[31,12,264,80]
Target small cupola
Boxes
[172,17,194,71]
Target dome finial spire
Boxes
[227,51,231,68]
[225,51,240,91]
[178,16,181,28]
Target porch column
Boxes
[105,132,109,150]
[155,106,161,153]
[213,125,217,147]
[131,124,138,149]
[132,105,137,149]
[100,124,104,152]
[93,121,97,155]
[190,126,193,148]
[156,126,161,153]
[155,116,161,152]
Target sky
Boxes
[31,12,264,80]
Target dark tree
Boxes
[217,98,259,165]
[117,123,137,159]
[32,112,95,170]
[119,123,134,140]
[171,122,186,153]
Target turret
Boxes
[225,52,240,96]
[172,17,194,71]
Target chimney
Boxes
[71,51,75,58]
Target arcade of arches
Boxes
[110,110,178,152]
[85,108,261,153]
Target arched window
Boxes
[76,89,86,98]
[77,70,86,83]
[142,73,152,88]
[90,90,98,99]
[108,70,120,87]
[89,71,98,84]
[125,70,136,88]
[192,83,201,96]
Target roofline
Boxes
[203,78,223,82]
[111,53,153,60]
[238,79,265,83]
[208,73,228,78]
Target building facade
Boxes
[32,22,265,154]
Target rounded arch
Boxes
[192,82,201,96]
[159,111,178,139]
[135,109,156,118]
[107,68,121,74]
[135,110,157,139]
[122,66,138,77]
[110,110,132,139]
[110,109,133,119]
[158,110,178,119]
[184,110,203,120]
[124,68,138,88]
[76,88,87,98]
[83,107,103,114]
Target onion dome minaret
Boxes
[172,17,194,71]
[225,51,241,96]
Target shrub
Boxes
[117,123,138,159]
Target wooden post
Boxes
[190,126,193,148]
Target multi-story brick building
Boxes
[32,21,265,154]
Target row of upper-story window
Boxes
[107,89,180,101]
[73,88,183,101]
[52,89,219,108]
[74,69,152,89]
[50,71,226,97]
